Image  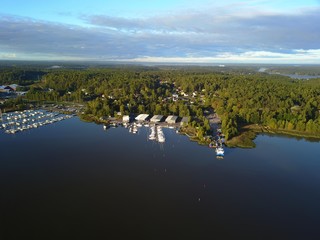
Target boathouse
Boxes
[165,115,178,124]
[150,115,164,123]
[180,117,189,125]
[135,114,149,122]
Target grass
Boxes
[226,130,256,148]
[79,114,109,124]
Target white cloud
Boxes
[125,50,320,64]
[0,53,16,59]
[0,3,320,64]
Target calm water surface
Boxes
[1,117,320,239]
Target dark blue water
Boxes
[1,117,320,239]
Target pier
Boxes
[0,109,73,134]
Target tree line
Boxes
[2,66,320,140]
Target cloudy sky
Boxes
[1,0,319,63]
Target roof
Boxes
[9,84,19,90]
[135,114,149,121]
[123,115,130,122]
[0,85,16,91]
[0,85,13,92]
[165,115,178,123]
[181,117,189,123]
[150,115,164,122]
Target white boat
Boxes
[148,125,156,140]
[132,125,138,134]
[157,126,165,143]
[216,147,224,156]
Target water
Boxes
[258,68,320,80]
[1,117,320,239]
[280,74,320,80]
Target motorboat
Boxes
[216,147,224,156]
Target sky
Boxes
[0,0,320,63]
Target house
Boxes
[9,84,18,91]
[0,85,14,93]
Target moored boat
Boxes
[216,147,224,156]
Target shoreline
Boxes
[3,106,319,148]
[226,124,320,148]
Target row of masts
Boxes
[103,122,166,143]
[148,125,165,143]
[0,109,72,134]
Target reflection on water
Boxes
[1,117,320,239]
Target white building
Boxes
[123,115,130,123]
[180,117,189,125]
[135,114,149,121]
[150,115,164,123]
[165,115,178,124]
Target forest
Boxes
[1,64,320,146]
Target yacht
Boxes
[157,126,165,143]
[148,125,156,140]
[132,125,138,134]
[216,147,224,156]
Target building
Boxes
[165,115,178,124]
[0,84,19,94]
[150,115,164,123]
[9,84,18,91]
[180,117,189,125]
[123,115,130,123]
[0,85,14,93]
[135,114,149,122]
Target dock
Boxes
[0,109,73,134]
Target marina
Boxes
[106,113,224,155]
[107,121,168,143]
[0,109,73,134]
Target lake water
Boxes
[258,68,320,80]
[281,74,320,80]
[1,117,320,239]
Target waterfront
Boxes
[1,117,320,239]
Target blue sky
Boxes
[0,0,320,63]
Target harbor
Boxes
[103,112,225,157]
[105,121,168,143]
[104,114,187,144]
[1,108,225,156]
[0,109,73,134]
